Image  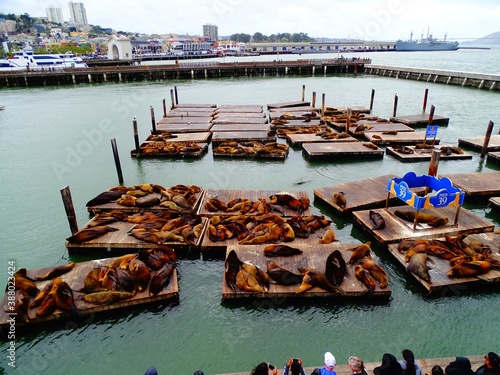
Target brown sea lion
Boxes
[360,257,389,288]
[30,282,52,308]
[225,250,242,292]
[82,291,135,305]
[332,191,347,212]
[149,263,175,296]
[241,262,270,291]
[235,268,267,293]
[34,262,75,281]
[79,268,107,293]
[266,261,302,286]
[407,253,432,283]
[115,267,137,293]
[447,261,491,278]
[263,244,303,257]
[349,242,372,265]
[404,243,428,262]
[369,211,385,230]
[135,195,161,208]
[325,250,347,287]
[54,281,78,313]
[129,258,151,292]
[319,228,338,244]
[129,229,162,245]
[36,277,64,317]
[13,272,39,297]
[397,239,429,253]
[296,267,339,294]
[86,189,124,207]
[6,290,30,323]
[354,264,376,291]
[66,225,119,244]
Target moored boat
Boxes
[396,31,459,51]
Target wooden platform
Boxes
[0,254,178,330]
[386,144,473,162]
[365,131,440,146]
[131,143,208,158]
[158,117,212,124]
[347,121,415,137]
[390,114,450,126]
[214,112,266,119]
[66,216,208,254]
[267,101,311,109]
[173,103,216,109]
[211,131,275,145]
[212,117,268,125]
[197,189,313,217]
[164,111,215,118]
[270,119,324,128]
[216,105,264,113]
[458,135,500,152]
[352,206,495,246]
[211,124,270,132]
[221,244,391,300]
[387,232,500,292]
[302,142,384,160]
[286,132,358,146]
[314,174,417,214]
[441,172,500,199]
[487,151,500,164]
[155,123,213,133]
[489,197,500,210]
[323,105,371,115]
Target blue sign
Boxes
[426,125,438,138]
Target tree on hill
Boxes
[230,33,251,43]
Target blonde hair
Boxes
[349,356,365,372]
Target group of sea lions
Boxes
[67,211,204,246]
[85,183,202,211]
[398,235,499,283]
[212,141,288,157]
[207,213,336,245]
[139,141,204,155]
[394,209,449,228]
[276,125,330,138]
[349,242,390,291]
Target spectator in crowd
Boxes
[373,353,403,375]
[445,357,474,375]
[144,366,158,375]
[475,352,500,375]
[250,362,278,375]
[425,365,444,375]
[311,352,337,375]
[348,356,368,375]
[399,349,422,375]
[283,357,306,375]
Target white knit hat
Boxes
[325,352,336,368]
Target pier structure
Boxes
[365,64,500,91]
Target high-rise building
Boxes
[203,24,218,42]
[46,7,64,24]
[68,2,88,25]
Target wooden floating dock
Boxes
[352,206,495,246]
[221,244,391,300]
[131,143,209,158]
[157,117,212,124]
[155,123,213,133]
[323,105,371,115]
[487,151,500,164]
[197,189,313,217]
[214,112,267,119]
[314,174,422,214]
[347,121,415,137]
[173,103,217,109]
[270,119,324,128]
[387,232,500,292]
[212,117,268,125]
[386,145,473,162]
[390,114,449,127]
[267,101,311,109]
[302,141,384,160]
[216,105,264,113]
[0,255,179,330]
[286,132,358,146]
[441,171,500,199]
[489,197,500,210]
[458,134,500,151]
[211,131,275,145]
[365,131,440,146]
[211,124,270,132]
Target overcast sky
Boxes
[2,0,499,41]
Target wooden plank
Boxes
[390,114,450,126]
[387,232,500,292]
[286,132,357,146]
[352,206,495,246]
[211,131,275,145]
[441,172,500,198]
[146,132,211,143]
[212,117,268,125]
[214,112,266,119]
[156,123,213,133]
[0,254,179,330]
[458,135,500,151]
[323,105,371,115]
[487,151,500,164]
[267,101,311,109]
[211,124,270,132]
[157,117,212,124]
[386,144,473,162]
[347,121,415,137]
[302,142,384,160]
[489,197,500,210]
[173,104,217,108]
[365,131,440,146]
[197,189,313,217]
[216,105,264,112]
[66,216,208,254]
[164,111,215,118]
[221,244,391,300]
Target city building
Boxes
[0,19,16,33]
[68,2,88,25]
[46,7,64,24]
[203,24,218,42]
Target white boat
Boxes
[0,50,88,71]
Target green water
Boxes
[0,64,499,375]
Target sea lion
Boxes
[348,242,372,265]
[404,243,428,262]
[149,263,175,296]
[36,277,64,317]
[241,262,270,291]
[6,290,30,323]
[363,142,379,150]
[12,272,39,297]
[235,267,267,293]
[82,291,135,305]
[394,210,441,224]
[86,189,124,206]
[129,229,162,245]
[128,258,151,292]
[325,250,347,287]
[319,228,338,244]
[30,282,52,308]
[263,244,303,257]
[269,194,303,213]
[369,211,385,230]
[66,225,119,244]
[115,267,137,293]
[135,195,160,208]
[54,281,78,313]
[354,264,376,291]
[79,268,107,293]
[266,261,303,285]
[34,262,75,281]
[332,191,347,212]
[360,258,389,288]
[397,239,429,253]
[225,250,242,292]
[296,267,339,294]
[407,253,432,283]
[427,217,449,227]
[447,261,491,278]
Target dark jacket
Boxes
[475,364,500,375]
[445,357,474,375]
[373,353,404,375]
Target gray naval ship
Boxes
[396,31,459,51]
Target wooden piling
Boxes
[133,116,140,156]
[110,138,124,184]
[481,120,495,158]
[422,88,429,113]
[321,93,325,115]
[162,99,167,118]
[369,89,375,112]
[393,94,398,117]
[174,86,179,105]
[346,107,351,133]
[150,106,157,133]
[170,89,175,110]
[427,150,441,190]
[302,85,306,102]
[428,105,435,125]
[60,186,78,235]
[312,92,316,108]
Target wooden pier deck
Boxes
[216,105,264,113]
[214,112,267,119]
[489,197,500,210]
[386,144,473,162]
[155,122,213,133]
[441,171,500,199]
[211,131,276,145]
[390,114,449,127]
[267,101,311,109]
[302,142,384,160]
[458,134,500,151]
[323,105,371,115]
[0,254,178,330]
[221,244,391,300]
[211,124,270,132]
[487,151,500,164]
[212,117,268,125]
[352,205,495,246]
[286,132,358,146]
[365,131,440,146]
[387,232,500,292]
[347,121,415,137]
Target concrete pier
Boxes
[365,64,500,91]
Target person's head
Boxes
[486,352,500,369]
[290,359,303,375]
[144,366,158,375]
[193,371,205,375]
[402,349,415,362]
[431,365,444,375]
[324,352,336,370]
[349,356,365,373]
[250,362,273,375]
